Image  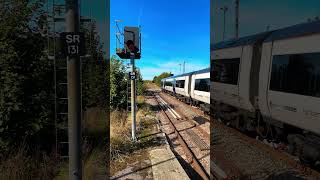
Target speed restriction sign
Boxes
[129,72,136,80]
[60,32,85,57]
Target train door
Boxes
[264,35,320,135]
[258,42,273,121]
[238,45,255,112]
[184,75,190,97]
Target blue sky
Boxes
[110,0,210,80]
[212,0,320,44]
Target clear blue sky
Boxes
[110,0,210,80]
[212,0,320,44]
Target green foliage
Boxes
[81,21,108,109]
[152,72,172,87]
[0,0,55,152]
[0,0,109,154]
[110,55,127,110]
[109,55,144,110]
[136,68,145,95]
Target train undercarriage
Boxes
[212,101,320,167]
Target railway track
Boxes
[153,92,211,179]
[160,92,320,179]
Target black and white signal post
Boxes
[61,0,85,179]
[116,22,141,141]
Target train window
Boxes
[211,58,240,85]
[270,52,320,97]
[176,80,185,88]
[165,81,173,86]
[195,78,210,92]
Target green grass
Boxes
[0,145,59,180]
[110,95,162,176]
[54,107,109,179]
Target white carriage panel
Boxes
[212,82,240,108]
[194,72,210,79]
[272,34,320,55]
[194,90,210,104]
[190,72,210,104]
[176,87,186,96]
[268,91,320,135]
[165,86,173,92]
[176,76,188,96]
[212,46,243,60]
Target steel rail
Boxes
[154,93,210,180]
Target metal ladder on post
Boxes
[56,57,69,159]
[127,73,132,112]
[50,0,91,159]
[126,65,138,113]
[50,1,69,159]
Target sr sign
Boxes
[129,72,136,80]
[60,32,85,58]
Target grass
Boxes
[110,95,160,176]
[0,107,109,180]
[54,107,109,180]
[0,144,59,180]
[0,93,158,179]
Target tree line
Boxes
[152,72,172,87]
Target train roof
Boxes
[264,20,320,42]
[161,68,210,81]
[211,20,320,50]
[211,31,271,50]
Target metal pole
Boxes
[223,9,226,40]
[220,6,228,41]
[235,0,239,39]
[183,61,185,73]
[65,0,82,179]
[130,53,136,141]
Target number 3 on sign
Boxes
[68,45,79,54]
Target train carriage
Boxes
[161,68,210,113]
[211,32,271,116]
[211,20,320,165]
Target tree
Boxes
[136,67,145,95]
[110,55,127,110]
[81,20,108,109]
[109,55,145,110]
[153,72,172,87]
[0,0,55,152]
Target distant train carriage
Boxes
[160,68,210,113]
[211,20,320,165]
[162,77,175,93]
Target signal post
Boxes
[115,22,141,141]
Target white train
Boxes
[161,68,210,113]
[211,20,320,165]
